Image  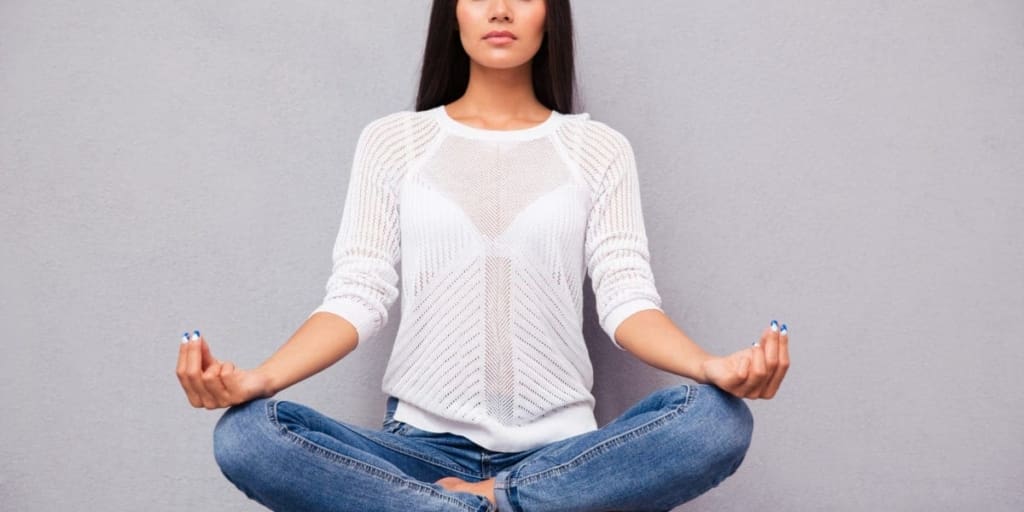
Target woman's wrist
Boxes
[253,365,280,397]
[694,353,715,384]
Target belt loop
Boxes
[480,452,491,478]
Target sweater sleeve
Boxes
[584,130,664,351]
[307,116,404,345]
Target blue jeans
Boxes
[213,382,753,511]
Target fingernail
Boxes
[189,330,200,341]
[770,320,779,332]
[780,324,788,335]
[751,341,760,347]
[181,332,190,344]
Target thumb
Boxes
[200,335,220,367]
[736,350,751,380]
[218,361,237,390]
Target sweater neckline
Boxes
[433,104,562,141]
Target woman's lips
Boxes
[484,31,516,45]
[485,35,515,45]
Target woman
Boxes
[176,1,790,510]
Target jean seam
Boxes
[499,464,525,512]
[511,383,700,487]
[265,400,483,511]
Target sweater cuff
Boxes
[308,298,382,345]
[602,298,663,351]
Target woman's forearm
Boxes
[254,312,360,396]
[614,309,715,383]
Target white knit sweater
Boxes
[309,104,663,452]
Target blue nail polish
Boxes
[770,320,779,331]
[780,324,788,335]
[194,330,201,338]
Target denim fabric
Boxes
[213,382,753,511]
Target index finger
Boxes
[763,320,781,373]
[765,324,790,397]
[177,333,201,407]
[186,334,216,408]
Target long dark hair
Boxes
[414,0,580,114]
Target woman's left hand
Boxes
[700,320,790,399]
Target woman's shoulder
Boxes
[364,107,439,127]
[554,110,634,157]
[350,109,425,152]
[359,109,416,132]
[359,107,448,140]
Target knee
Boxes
[693,384,753,469]
[212,398,274,478]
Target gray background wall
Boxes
[2,1,1021,510]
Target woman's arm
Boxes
[253,312,360,396]
[256,115,407,395]
[613,309,714,383]
[617,310,792,400]
[176,115,406,407]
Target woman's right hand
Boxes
[176,332,274,409]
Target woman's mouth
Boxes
[484,31,517,45]
[485,36,515,45]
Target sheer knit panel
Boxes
[307,112,411,344]
[383,132,595,427]
[555,119,664,350]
